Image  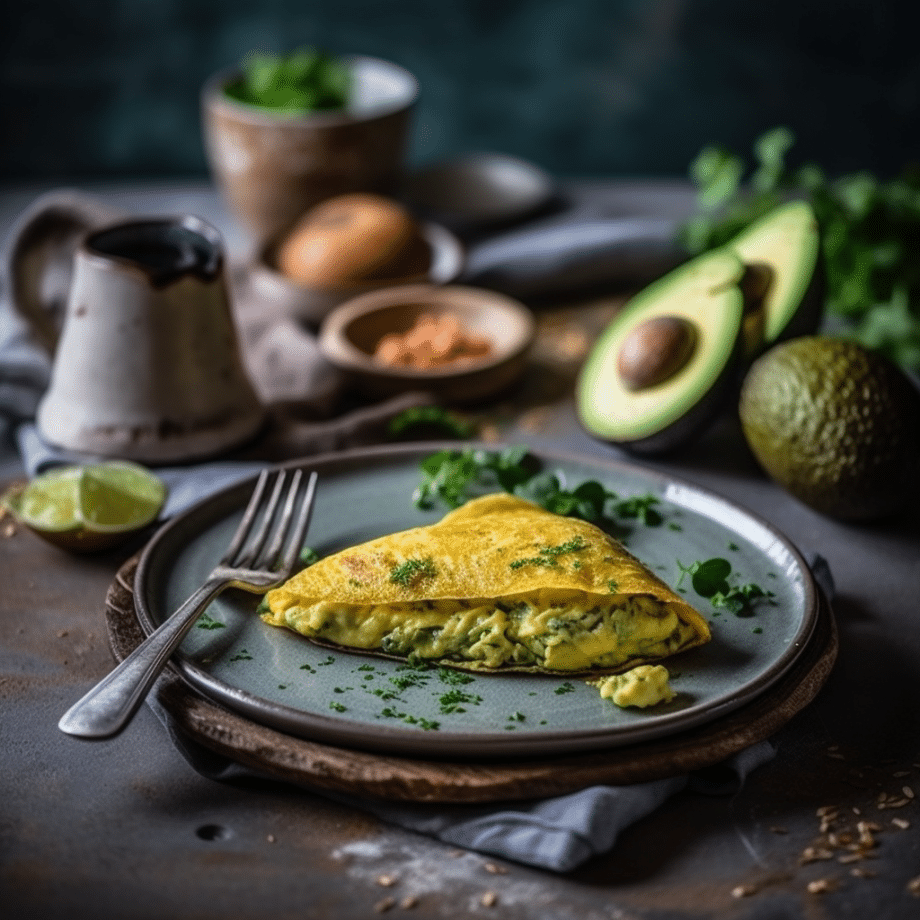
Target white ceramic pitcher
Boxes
[7,190,265,463]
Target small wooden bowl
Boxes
[318,283,536,404]
[248,222,465,326]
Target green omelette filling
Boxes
[277,592,699,673]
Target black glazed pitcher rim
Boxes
[83,214,224,287]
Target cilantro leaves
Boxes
[388,406,475,440]
[414,446,535,510]
[414,446,664,529]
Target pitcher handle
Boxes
[4,189,125,354]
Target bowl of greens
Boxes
[203,48,419,244]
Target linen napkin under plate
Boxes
[2,185,814,872]
[146,676,777,873]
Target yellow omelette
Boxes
[262,494,710,674]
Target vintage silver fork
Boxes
[58,467,318,740]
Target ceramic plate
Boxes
[134,443,818,759]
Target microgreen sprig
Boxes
[676,557,773,615]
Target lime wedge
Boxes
[2,462,168,552]
[78,462,168,532]
[5,466,82,533]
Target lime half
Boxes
[2,462,168,552]
[6,466,82,532]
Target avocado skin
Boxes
[739,336,920,520]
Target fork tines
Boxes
[228,468,318,575]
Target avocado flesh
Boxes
[726,200,823,355]
[739,336,920,520]
[577,249,746,454]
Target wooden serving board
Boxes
[105,555,837,804]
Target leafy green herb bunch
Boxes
[225,47,350,113]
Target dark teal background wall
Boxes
[3,0,919,183]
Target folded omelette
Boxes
[261,494,710,674]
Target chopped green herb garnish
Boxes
[299,663,316,673]
[437,667,474,686]
[438,689,483,714]
[379,707,440,731]
[402,653,430,671]
[389,557,438,587]
[329,701,347,713]
[508,711,525,722]
[555,682,576,695]
[414,446,534,509]
[516,473,612,521]
[196,613,225,630]
[390,671,430,692]
[317,655,336,666]
[728,542,739,551]
[510,537,588,570]
[415,447,672,532]
[613,494,662,526]
[229,649,253,662]
[388,405,475,440]
[299,546,320,566]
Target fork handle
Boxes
[58,575,228,739]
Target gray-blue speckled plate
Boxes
[134,443,818,759]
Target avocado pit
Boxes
[616,315,698,392]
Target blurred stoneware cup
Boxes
[6,190,265,463]
[202,55,418,246]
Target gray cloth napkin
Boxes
[1,187,806,873]
[461,215,684,300]
[145,680,776,873]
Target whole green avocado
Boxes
[739,336,920,520]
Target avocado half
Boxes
[577,200,825,455]
[576,248,747,454]
[727,200,824,357]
